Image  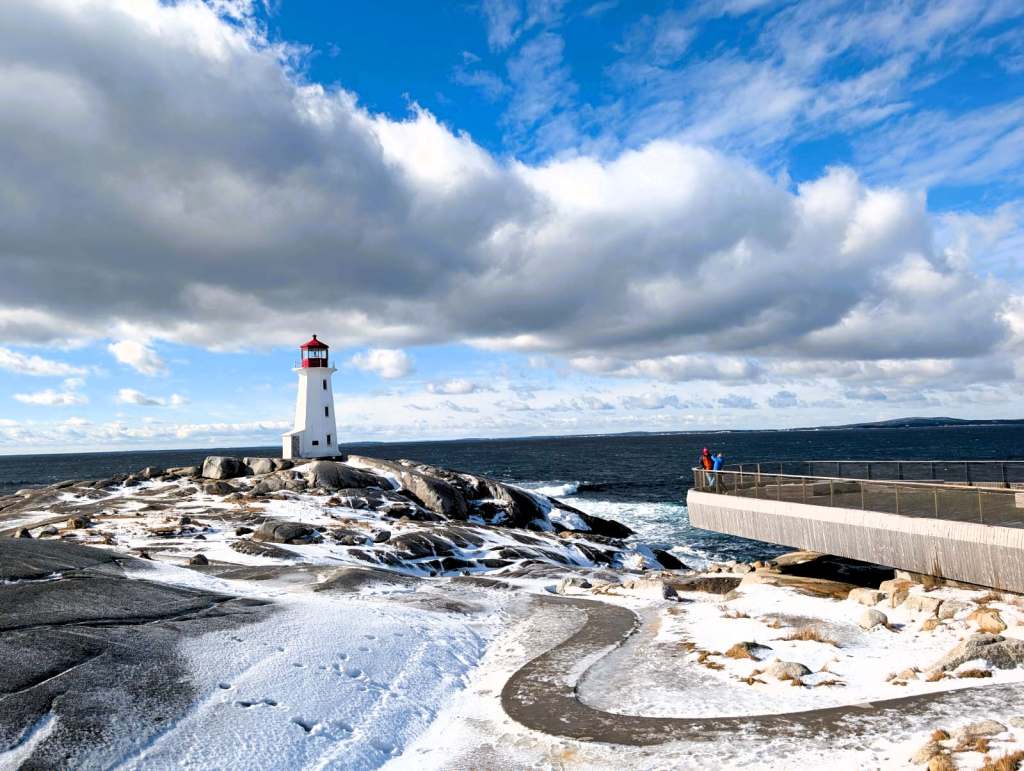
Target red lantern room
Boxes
[299,335,329,368]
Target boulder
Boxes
[848,588,884,606]
[189,554,209,566]
[967,608,1007,634]
[910,742,942,765]
[254,520,322,545]
[305,461,386,491]
[724,641,772,660]
[652,549,687,570]
[618,578,678,600]
[880,578,914,607]
[765,660,811,681]
[66,516,89,530]
[390,531,457,559]
[938,599,971,620]
[230,540,295,559]
[139,466,164,480]
[201,456,248,480]
[203,481,235,496]
[571,508,634,539]
[665,575,743,595]
[931,633,1024,672]
[14,528,32,539]
[740,572,857,600]
[396,470,468,520]
[244,457,279,476]
[373,530,391,544]
[954,720,1006,739]
[904,594,943,617]
[859,609,888,630]
[556,576,593,594]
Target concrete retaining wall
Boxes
[687,490,1024,593]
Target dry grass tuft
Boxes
[931,729,951,742]
[929,753,957,771]
[810,678,844,688]
[762,616,783,629]
[954,736,991,754]
[976,591,1005,604]
[778,625,838,646]
[925,670,945,682]
[695,650,725,670]
[723,643,754,660]
[737,675,766,686]
[724,609,749,619]
[956,668,993,679]
[981,750,1024,771]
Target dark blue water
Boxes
[3,425,1022,561]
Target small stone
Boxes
[38,526,58,537]
[193,534,206,540]
[859,608,888,630]
[968,608,1007,634]
[880,578,913,608]
[373,530,391,543]
[904,594,943,617]
[235,526,254,536]
[938,599,970,620]
[921,618,941,632]
[137,550,153,560]
[954,719,1006,739]
[848,587,884,606]
[765,660,811,681]
[724,641,772,660]
[66,516,89,530]
[734,563,753,574]
[14,528,32,539]
[189,554,209,566]
[556,576,593,594]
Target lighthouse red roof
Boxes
[300,335,328,349]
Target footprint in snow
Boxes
[235,698,278,708]
[291,717,319,734]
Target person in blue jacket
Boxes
[711,451,724,489]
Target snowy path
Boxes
[501,595,1024,745]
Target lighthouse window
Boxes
[327,434,332,445]
[322,379,327,390]
[324,406,329,417]
[311,440,320,447]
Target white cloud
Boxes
[350,349,413,379]
[0,347,88,377]
[0,0,1018,424]
[115,388,188,407]
[107,340,167,376]
[427,378,489,395]
[14,388,87,406]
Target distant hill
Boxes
[803,416,1024,430]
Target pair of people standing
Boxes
[699,447,724,487]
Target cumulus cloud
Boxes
[0,0,1017,413]
[107,340,168,376]
[13,376,87,406]
[620,393,685,410]
[116,388,188,407]
[350,349,413,379]
[768,390,800,408]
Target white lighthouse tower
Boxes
[282,335,338,459]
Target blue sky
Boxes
[1,0,1023,452]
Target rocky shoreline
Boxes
[4,455,1024,770]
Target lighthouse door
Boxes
[290,434,301,458]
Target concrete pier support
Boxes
[687,490,1024,593]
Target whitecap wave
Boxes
[524,480,580,498]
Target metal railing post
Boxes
[860,481,865,510]
[1002,463,1009,488]
[829,480,834,506]
[933,487,939,518]
[978,489,983,523]
[930,462,936,480]
[777,474,782,501]
[895,485,900,515]
[897,462,903,480]
[802,477,806,503]
[965,461,971,485]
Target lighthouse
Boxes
[282,335,338,459]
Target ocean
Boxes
[3,425,1022,562]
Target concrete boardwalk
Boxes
[687,488,1024,593]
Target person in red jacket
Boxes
[699,447,714,487]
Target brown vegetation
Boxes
[778,624,838,646]
[931,729,951,742]
[981,750,1024,771]
[956,668,993,679]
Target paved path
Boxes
[501,595,1023,746]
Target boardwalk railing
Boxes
[692,463,1024,526]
